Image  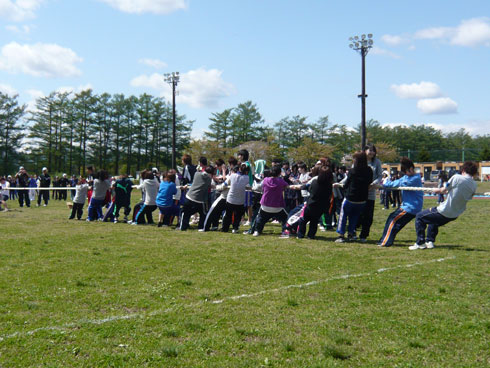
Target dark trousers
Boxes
[254,208,288,234]
[297,205,323,239]
[114,201,131,219]
[134,204,157,224]
[392,190,401,207]
[383,190,392,209]
[415,207,455,244]
[222,202,246,232]
[203,197,226,231]
[37,190,49,205]
[18,190,30,207]
[378,208,415,247]
[359,199,375,239]
[69,202,84,219]
[179,199,207,230]
[60,190,67,201]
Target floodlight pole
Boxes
[165,72,180,170]
[349,34,373,150]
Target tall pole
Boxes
[360,47,367,149]
[172,79,176,170]
[164,72,180,170]
[349,34,373,150]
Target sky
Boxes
[0,0,489,138]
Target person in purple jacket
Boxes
[252,165,290,237]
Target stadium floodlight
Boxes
[164,72,180,169]
[349,33,374,149]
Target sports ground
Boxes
[0,187,489,367]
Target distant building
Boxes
[381,161,490,182]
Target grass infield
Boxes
[0,188,489,367]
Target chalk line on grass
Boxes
[0,256,455,342]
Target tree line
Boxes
[0,91,193,175]
[1,93,490,175]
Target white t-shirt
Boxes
[437,174,477,218]
[226,173,249,205]
[1,181,10,196]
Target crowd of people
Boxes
[0,145,479,250]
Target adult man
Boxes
[37,167,51,206]
[16,166,30,207]
[59,173,70,201]
[410,161,478,250]
[377,157,423,247]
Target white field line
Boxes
[0,256,455,342]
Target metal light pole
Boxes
[349,34,373,149]
[164,72,180,170]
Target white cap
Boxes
[42,167,47,171]
[19,166,24,170]
[152,167,158,172]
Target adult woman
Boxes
[358,144,383,242]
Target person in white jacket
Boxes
[132,169,159,225]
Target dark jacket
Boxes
[343,167,373,203]
[115,178,133,205]
[306,177,333,210]
[39,174,51,187]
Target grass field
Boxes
[0,190,489,367]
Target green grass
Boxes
[0,194,489,367]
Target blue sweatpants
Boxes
[378,208,415,247]
[336,199,365,236]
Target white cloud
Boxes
[417,97,458,115]
[138,58,167,69]
[0,0,44,21]
[0,83,17,95]
[130,67,236,108]
[56,83,94,94]
[0,42,83,78]
[5,24,32,34]
[385,17,490,48]
[381,34,407,47]
[98,0,187,14]
[391,81,442,99]
[25,88,45,112]
[371,46,401,59]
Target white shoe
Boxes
[198,229,205,232]
[231,229,238,234]
[409,243,427,250]
[253,231,259,237]
[425,241,435,249]
[244,221,250,226]
[43,204,47,207]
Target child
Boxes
[0,177,10,211]
[252,165,290,236]
[377,157,423,247]
[221,163,250,233]
[132,169,159,225]
[156,170,180,227]
[113,174,133,223]
[87,170,111,221]
[410,161,478,250]
[179,166,214,231]
[297,165,333,239]
[237,149,254,225]
[69,177,89,220]
[334,152,373,243]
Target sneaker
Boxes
[319,225,326,231]
[347,234,358,242]
[335,236,346,243]
[231,229,238,234]
[131,222,138,226]
[409,243,427,250]
[244,221,250,226]
[243,230,251,235]
[425,241,435,249]
[43,204,47,207]
[127,220,133,224]
[123,216,128,223]
[359,238,367,243]
[114,219,118,224]
[198,228,205,232]
[253,231,259,237]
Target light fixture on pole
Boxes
[349,34,373,149]
[164,72,180,170]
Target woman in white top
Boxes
[221,164,250,233]
[133,169,160,225]
[1,176,10,211]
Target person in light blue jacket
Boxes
[377,157,423,247]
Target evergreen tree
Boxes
[0,93,26,174]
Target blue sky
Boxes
[0,0,489,137]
